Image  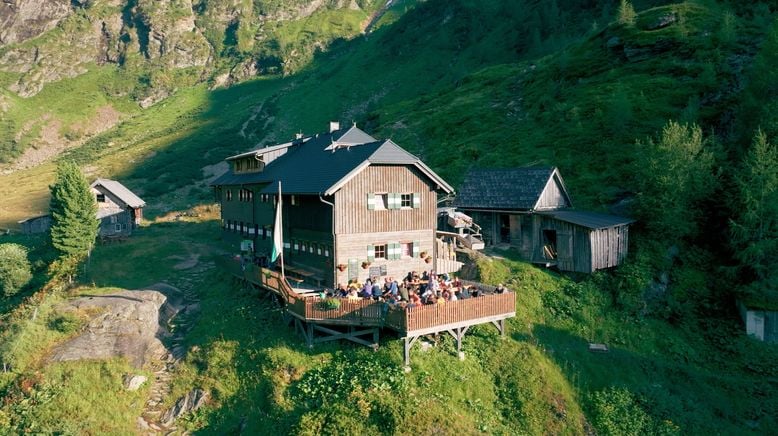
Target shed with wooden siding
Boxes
[454,167,634,273]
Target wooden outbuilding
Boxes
[18,214,52,234]
[454,167,634,273]
[90,179,145,237]
[211,122,455,288]
[18,179,145,237]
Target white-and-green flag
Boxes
[271,182,283,263]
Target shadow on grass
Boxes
[527,324,776,434]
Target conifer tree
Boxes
[49,161,99,260]
[617,0,636,26]
[731,130,778,301]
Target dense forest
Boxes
[0,0,776,433]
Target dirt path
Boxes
[137,259,214,434]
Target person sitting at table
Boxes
[455,286,469,300]
[452,276,462,289]
[336,284,348,298]
[470,286,480,298]
[372,279,382,301]
[408,290,421,308]
[495,283,508,294]
[420,286,434,303]
[435,294,445,305]
[405,271,415,283]
[359,284,372,299]
[348,279,361,290]
[421,270,430,281]
[347,288,360,300]
[399,282,409,302]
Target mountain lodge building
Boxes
[211,123,455,288]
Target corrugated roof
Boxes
[91,179,145,208]
[540,210,635,229]
[454,167,558,210]
[226,140,303,161]
[333,124,377,145]
[211,127,453,194]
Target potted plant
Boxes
[337,263,347,272]
[424,256,433,264]
[419,251,428,259]
[322,298,341,310]
[361,261,371,269]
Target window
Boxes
[293,240,299,251]
[110,215,117,224]
[226,190,232,201]
[401,194,412,208]
[401,242,412,258]
[291,195,298,206]
[317,245,322,255]
[324,246,330,257]
[374,193,388,210]
[374,244,387,260]
[96,194,106,203]
[301,242,308,254]
[122,223,127,230]
[115,223,121,231]
[236,160,243,172]
[239,189,253,202]
[309,243,315,254]
[261,194,269,203]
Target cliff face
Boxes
[0,0,377,99]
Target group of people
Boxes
[327,270,509,309]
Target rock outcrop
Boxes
[50,290,169,368]
[160,389,209,426]
[0,0,72,46]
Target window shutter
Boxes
[389,193,398,210]
[412,193,421,208]
[412,241,420,258]
[388,243,396,260]
[367,193,375,210]
[367,244,375,262]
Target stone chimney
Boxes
[329,121,340,133]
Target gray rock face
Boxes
[0,0,72,46]
[160,389,209,426]
[50,290,169,368]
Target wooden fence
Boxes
[387,292,516,333]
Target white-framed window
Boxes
[374,244,387,260]
[96,194,106,203]
[375,193,388,210]
[400,193,412,208]
[316,245,322,255]
[115,223,121,231]
[261,194,269,203]
[324,246,330,257]
[290,195,298,206]
[236,160,243,172]
[226,190,232,201]
[401,242,413,258]
[110,215,117,223]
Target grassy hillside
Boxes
[1,0,777,433]
[2,213,775,433]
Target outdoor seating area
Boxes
[216,255,516,366]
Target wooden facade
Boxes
[456,167,633,273]
[212,125,454,288]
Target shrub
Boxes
[47,313,82,334]
[0,243,32,297]
[322,298,341,310]
[617,0,637,26]
[590,387,680,436]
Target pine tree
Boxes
[731,130,778,301]
[617,0,636,26]
[49,161,99,259]
[634,121,718,242]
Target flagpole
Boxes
[278,180,285,278]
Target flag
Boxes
[271,184,283,262]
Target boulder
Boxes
[160,389,209,426]
[645,13,677,30]
[124,374,148,391]
[49,290,169,368]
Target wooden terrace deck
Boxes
[217,255,516,365]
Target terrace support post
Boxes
[373,328,379,351]
[447,326,469,361]
[404,336,419,370]
[492,319,506,337]
[306,322,314,349]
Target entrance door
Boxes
[499,214,511,243]
[542,229,557,259]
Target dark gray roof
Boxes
[210,127,453,194]
[540,210,634,229]
[91,179,146,208]
[454,167,559,210]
